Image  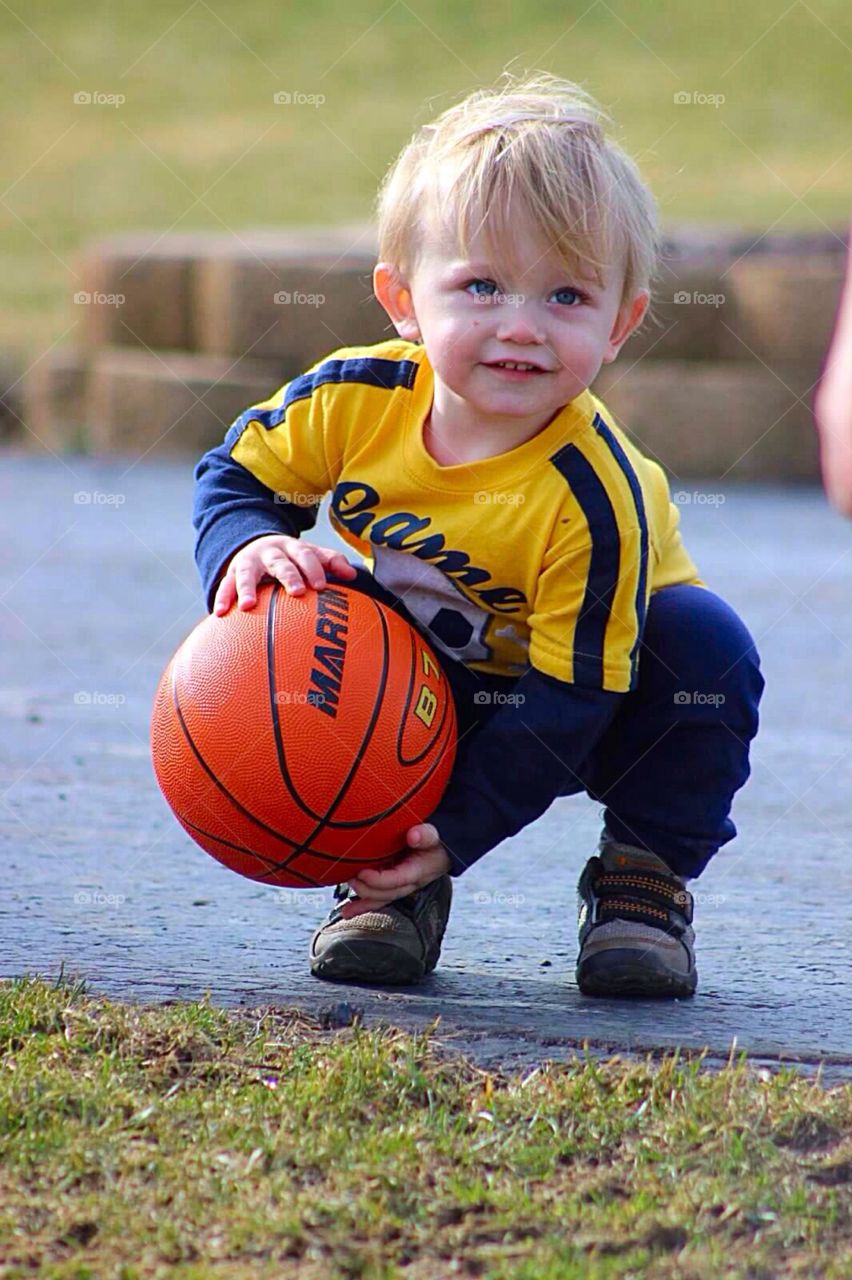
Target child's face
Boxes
[375,208,648,444]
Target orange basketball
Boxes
[150,580,457,888]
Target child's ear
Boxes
[373,262,421,341]
[601,289,650,364]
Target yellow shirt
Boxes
[216,338,703,692]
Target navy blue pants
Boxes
[328,569,765,881]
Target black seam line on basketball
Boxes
[264,585,410,829]
[169,657,329,866]
[265,587,392,874]
[177,813,320,887]
[267,593,452,822]
[394,622,452,768]
[250,738,455,881]
[262,590,451,881]
[251,710,455,877]
[264,580,382,827]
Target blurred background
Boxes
[1,1,849,335]
[3,0,850,345]
[1,1,851,473]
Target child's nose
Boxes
[494,301,545,345]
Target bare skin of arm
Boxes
[814,222,852,518]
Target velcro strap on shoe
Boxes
[594,869,694,927]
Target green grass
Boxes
[0,976,850,1278]
[1,0,851,359]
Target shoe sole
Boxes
[577,948,697,999]
[310,937,428,985]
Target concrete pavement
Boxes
[1,452,850,1079]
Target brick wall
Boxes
[21,225,847,478]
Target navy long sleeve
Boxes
[193,442,321,612]
[192,441,626,876]
[427,669,623,877]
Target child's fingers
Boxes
[233,562,262,609]
[355,863,416,890]
[322,550,358,577]
[281,544,335,591]
[286,545,357,588]
[213,575,234,615]
[262,553,307,596]
[407,822,440,849]
[361,848,431,880]
[343,847,449,911]
[355,849,440,891]
[348,872,419,896]
[345,869,420,900]
[218,540,357,614]
[213,545,356,616]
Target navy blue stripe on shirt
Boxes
[223,356,419,450]
[591,412,650,685]
[550,442,620,687]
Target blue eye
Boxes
[552,287,584,306]
[465,278,498,297]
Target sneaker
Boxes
[575,835,697,998]
[309,875,453,984]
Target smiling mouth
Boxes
[484,360,548,373]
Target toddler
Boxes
[192,72,765,998]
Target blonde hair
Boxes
[375,71,659,311]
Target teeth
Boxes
[495,361,537,371]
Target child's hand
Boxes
[338,823,451,918]
[213,534,358,615]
